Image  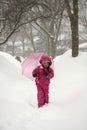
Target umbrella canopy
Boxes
[21,53,54,80]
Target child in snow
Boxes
[32,55,54,108]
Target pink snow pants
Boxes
[36,83,49,107]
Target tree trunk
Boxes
[12,42,15,56]
[22,40,25,57]
[70,0,79,57]
[64,0,79,57]
[49,20,55,58]
[29,24,36,52]
[50,37,56,58]
[46,35,50,56]
[70,15,79,57]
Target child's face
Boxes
[42,61,49,68]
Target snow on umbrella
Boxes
[21,53,52,80]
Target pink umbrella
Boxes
[21,53,54,80]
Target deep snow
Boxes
[0,50,87,130]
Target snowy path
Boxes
[0,51,87,130]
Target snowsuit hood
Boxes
[39,55,52,66]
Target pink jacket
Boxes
[32,65,54,85]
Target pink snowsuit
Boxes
[32,55,54,107]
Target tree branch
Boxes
[64,0,72,18]
[0,14,51,46]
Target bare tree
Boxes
[0,0,81,58]
[79,0,87,34]
[31,0,64,58]
[0,0,51,46]
[64,0,79,57]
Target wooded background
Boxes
[0,0,87,58]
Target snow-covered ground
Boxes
[79,42,87,52]
[0,50,87,130]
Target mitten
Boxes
[33,72,38,77]
[44,72,49,77]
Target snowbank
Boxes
[0,50,87,130]
[79,42,87,52]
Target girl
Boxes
[32,55,54,108]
